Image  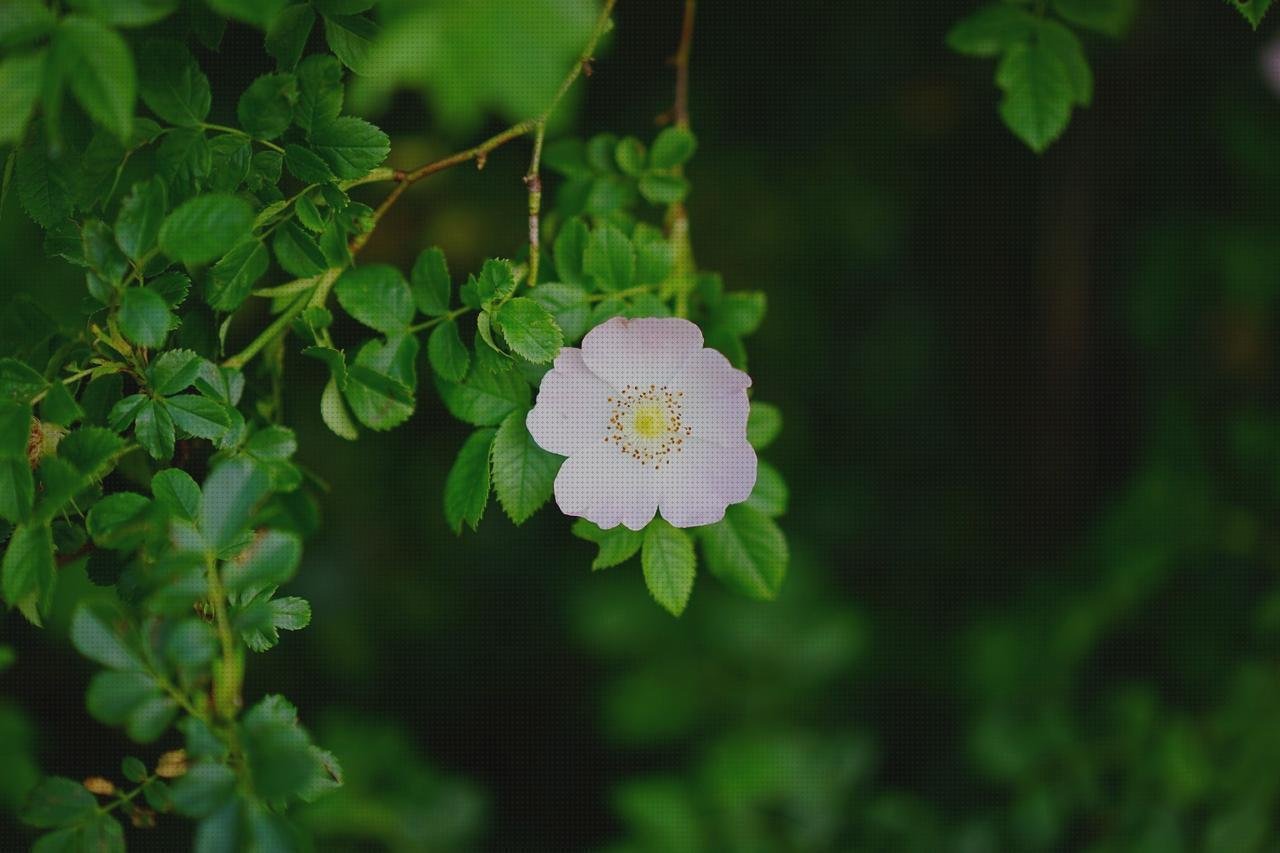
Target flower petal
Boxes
[554,445,658,531]
[581,316,704,390]
[673,347,752,447]
[658,439,757,527]
[526,348,612,457]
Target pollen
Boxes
[606,384,688,470]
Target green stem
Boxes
[406,306,471,335]
[199,123,286,154]
[524,120,547,287]
[96,775,156,817]
[222,283,319,369]
[204,553,241,722]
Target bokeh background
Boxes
[6,0,1280,850]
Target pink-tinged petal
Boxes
[658,439,757,527]
[526,348,612,457]
[672,347,752,447]
[581,317,704,390]
[554,446,658,531]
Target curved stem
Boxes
[199,123,286,154]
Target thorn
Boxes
[582,57,595,77]
[476,152,488,170]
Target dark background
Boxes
[5,1,1280,850]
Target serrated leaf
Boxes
[119,287,175,348]
[435,367,530,426]
[309,116,389,179]
[222,528,301,592]
[995,38,1074,153]
[207,238,269,311]
[745,460,787,517]
[134,399,175,460]
[410,246,451,316]
[530,283,591,343]
[495,298,563,364]
[475,258,516,304]
[444,428,495,533]
[57,15,136,142]
[283,144,335,184]
[1229,0,1274,27]
[323,13,378,75]
[699,503,788,601]
[265,4,315,70]
[342,334,417,430]
[642,518,696,616]
[1038,19,1092,107]
[334,264,415,333]
[573,518,642,570]
[1052,0,1137,36]
[167,395,231,440]
[159,193,255,266]
[85,491,152,549]
[319,375,358,440]
[151,467,201,520]
[16,139,75,228]
[238,72,298,141]
[491,410,560,524]
[295,54,343,135]
[137,39,210,126]
[427,320,470,383]
[170,761,236,818]
[114,177,167,261]
[1,521,53,609]
[200,458,270,552]
[21,777,97,829]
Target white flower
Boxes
[527,316,757,530]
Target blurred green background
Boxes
[6,0,1280,850]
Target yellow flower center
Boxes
[632,403,667,439]
[605,384,692,470]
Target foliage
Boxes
[0,0,787,848]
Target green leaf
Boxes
[319,376,358,440]
[273,221,327,276]
[649,127,697,169]
[237,72,298,141]
[85,491,152,549]
[207,238,269,311]
[699,504,788,601]
[70,604,145,670]
[946,3,1037,56]
[0,400,32,457]
[137,39,210,127]
[583,223,635,291]
[615,136,646,175]
[0,458,36,523]
[283,144,335,184]
[67,0,178,27]
[265,4,316,70]
[410,247,451,316]
[165,618,218,668]
[491,410,560,524]
[114,177,167,261]
[167,395,231,440]
[21,777,97,829]
[222,528,301,592]
[1052,0,1137,35]
[746,401,782,449]
[335,265,415,333]
[121,757,147,783]
[642,518,696,616]
[713,291,766,336]
[1229,0,1274,27]
[632,224,675,285]
[170,762,236,818]
[126,695,179,742]
[745,460,787,518]
[119,287,175,348]
[553,217,589,287]
[0,1,56,50]
[16,139,75,228]
[309,116,389,179]
[343,334,417,430]
[475,258,517,304]
[1,522,53,609]
[543,138,592,177]
[495,298,563,364]
[323,13,378,75]
[529,283,591,343]
[1038,19,1092,107]
[427,320,470,383]
[151,468,201,520]
[444,428,495,533]
[200,458,270,553]
[242,695,320,802]
[0,51,46,146]
[87,670,158,725]
[436,367,530,426]
[995,38,1075,153]
[159,194,255,266]
[638,174,690,205]
[572,518,643,570]
[57,15,136,142]
[294,54,343,136]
